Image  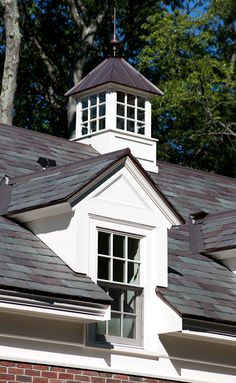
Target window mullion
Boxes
[121,290,124,338]
[125,236,128,284]
[110,233,113,281]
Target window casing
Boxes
[96,230,143,345]
[116,91,146,135]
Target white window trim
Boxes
[87,216,152,348]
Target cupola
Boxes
[66,57,163,172]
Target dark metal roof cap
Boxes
[65,57,163,97]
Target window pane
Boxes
[117,117,124,130]
[90,120,96,132]
[109,313,121,337]
[98,256,110,280]
[117,91,125,103]
[99,92,105,103]
[127,120,135,132]
[113,259,125,282]
[137,109,145,121]
[128,262,140,285]
[81,97,88,109]
[81,124,88,135]
[124,290,136,313]
[82,109,88,121]
[127,106,135,119]
[99,118,105,130]
[109,287,122,311]
[127,94,135,105]
[123,315,135,338]
[96,320,106,336]
[90,106,97,119]
[90,94,97,106]
[137,125,145,135]
[128,238,140,261]
[113,235,124,258]
[117,104,124,116]
[99,104,105,117]
[137,96,145,108]
[98,232,110,255]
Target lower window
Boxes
[96,283,142,344]
[95,230,143,346]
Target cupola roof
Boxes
[65,57,163,97]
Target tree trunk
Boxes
[0,0,21,125]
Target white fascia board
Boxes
[124,157,182,227]
[69,154,182,227]
[68,157,127,207]
[10,202,72,224]
[0,298,110,323]
[166,329,236,345]
[69,82,155,101]
[72,128,159,144]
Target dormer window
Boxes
[96,230,143,345]
[81,92,106,135]
[116,91,146,135]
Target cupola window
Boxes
[116,91,146,135]
[81,92,106,135]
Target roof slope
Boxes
[0,216,111,303]
[201,210,236,253]
[65,57,163,96]
[158,224,236,324]
[150,161,236,220]
[7,149,129,214]
[0,123,98,178]
[152,162,236,324]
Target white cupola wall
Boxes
[66,57,163,172]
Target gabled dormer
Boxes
[66,57,163,172]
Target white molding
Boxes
[0,299,110,323]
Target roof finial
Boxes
[111,8,119,57]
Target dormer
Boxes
[66,57,163,172]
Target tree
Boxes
[0,0,21,124]
[139,2,236,176]
[0,0,181,137]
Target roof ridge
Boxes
[8,148,131,185]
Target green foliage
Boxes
[139,3,236,176]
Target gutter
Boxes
[0,293,111,323]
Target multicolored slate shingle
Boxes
[0,215,111,303]
[1,124,236,325]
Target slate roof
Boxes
[65,57,164,97]
[0,123,98,178]
[1,124,236,326]
[201,210,236,253]
[0,216,111,303]
[150,161,236,220]
[152,162,236,325]
[7,149,129,214]
[157,223,236,324]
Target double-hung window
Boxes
[96,230,143,345]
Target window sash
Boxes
[116,91,146,135]
[98,231,141,286]
[96,282,143,344]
